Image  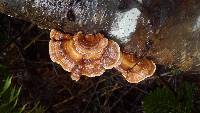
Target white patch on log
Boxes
[109,8,141,43]
[193,15,200,31]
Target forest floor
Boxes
[0,13,200,113]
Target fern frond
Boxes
[143,82,195,113]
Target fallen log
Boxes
[0,0,200,72]
[0,0,141,43]
[124,0,200,71]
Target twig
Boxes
[0,24,34,55]
[156,74,177,97]
[100,84,122,97]
[132,86,148,94]
[24,32,46,50]
[81,80,101,113]
[110,87,133,110]
[53,79,105,109]
[51,63,59,76]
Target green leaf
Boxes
[9,86,16,102]
[28,102,40,113]
[9,87,21,103]
[17,105,26,113]
[0,76,12,96]
[0,64,6,70]
[0,96,18,113]
[0,68,24,113]
[27,102,47,113]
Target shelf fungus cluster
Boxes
[49,29,156,83]
[49,29,121,81]
[115,52,156,83]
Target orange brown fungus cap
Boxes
[49,29,121,81]
[115,52,156,83]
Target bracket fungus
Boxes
[115,52,156,83]
[49,29,121,81]
[49,29,156,83]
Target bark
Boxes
[0,0,200,72]
[124,0,200,71]
[0,0,140,43]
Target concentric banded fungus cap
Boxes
[49,29,121,81]
[115,52,156,83]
